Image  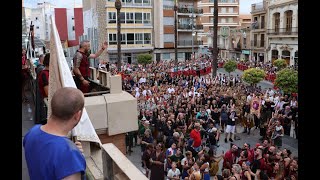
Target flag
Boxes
[47,16,101,145]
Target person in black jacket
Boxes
[224,108,238,143]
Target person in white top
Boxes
[167,161,180,180]
[290,96,298,108]
[266,88,274,97]
[167,85,175,94]
[142,87,152,97]
[139,77,146,84]
[246,93,253,103]
[135,89,141,98]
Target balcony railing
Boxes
[251,21,265,30]
[178,40,203,46]
[119,1,151,7]
[251,40,265,48]
[163,5,174,10]
[178,24,203,30]
[251,2,266,13]
[177,7,203,14]
[210,0,237,3]
[101,143,148,180]
[267,27,298,35]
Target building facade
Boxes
[250,0,267,63]
[105,0,153,64]
[198,0,240,59]
[153,0,203,62]
[24,2,55,41]
[55,8,84,47]
[228,14,251,61]
[266,0,298,66]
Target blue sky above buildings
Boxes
[24,0,262,14]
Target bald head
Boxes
[79,40,90,48]
[51,87,84,121]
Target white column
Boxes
[293,9,298,28]
[280,11,285,29]
[277,45,281,59]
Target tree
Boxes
[137,54,153,66]
[224,60,237,76]
[242,68,266,86]
[273,59,287,70]
[274,68,298,94]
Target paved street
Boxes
[216,68,274,90]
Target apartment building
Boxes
[55,8,84,47]
[24,2,55,41]
[106,0,153,64]
[266,0,298,66]
[198,0,240,59]
[153,0,203,62]
[227,14,252,60]
[250,0,267,63]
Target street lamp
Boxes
[115,0,122,71]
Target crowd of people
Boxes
[22,39,298,179]
[116,59,298,180]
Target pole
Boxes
[191,10,194,61]
[174,0,178,65]
[211,0,218,77]
[115,0,122,71]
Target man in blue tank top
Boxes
[23,87,86,180]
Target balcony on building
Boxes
[267,27,298,36]
[177,7,203,15]
[251,17,265,32]
[178,24,204,31]
[209,0,238,4]
[106,0,152,7]
[251,40,265,48]
[251,1,267,14]
[177,40,203,47]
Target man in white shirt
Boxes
[167,162,180,180]
[139,77,146,84]
[167,85,175,94]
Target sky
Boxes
[24,0,262,14]
[240,0,263,14]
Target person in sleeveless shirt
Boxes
[229,164,242,180]
[241,161,252,180]
[271,120,284,148]
[73,40,107,93]
[200,154,211,180]
[187,161,202,180]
